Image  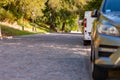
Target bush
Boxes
[0,8,16,23]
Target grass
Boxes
[17,19,50,33]
[0,24,35,37]
[0,20,52,37]
[28,22,51,33]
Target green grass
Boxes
[0,24,35,36]
[30,22,51,33]
[17,19,50,33]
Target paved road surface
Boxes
[0,33,119,80]
[0,33,92,80]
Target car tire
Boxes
[90,49,93,62]
[92,64,108,80]
[90,43,95,62]
[84,40,91,45]
[83,40,87,45]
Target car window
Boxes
[103,0,120,13]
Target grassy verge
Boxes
[17,19,50,33]
[0,24,35,37]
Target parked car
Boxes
[83,11,95,45]
[91,0,120,80]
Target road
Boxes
[1,33,120,80]
[0,33,92,80]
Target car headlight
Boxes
[98,24,119,36]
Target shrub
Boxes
[0,8,16,23]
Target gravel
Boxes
[0,33,91,80]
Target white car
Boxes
[83,11,96,45]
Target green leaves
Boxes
[18,0,47,19]
[0,0,14,6]
[43,0,85,31]
[0,0,47,20]
[80,0,102,19]
[48,0,62,10]
[0,0,87,32]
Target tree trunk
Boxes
[61,22,65,32]
[50,23,57,32]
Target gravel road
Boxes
[0,33,91,80]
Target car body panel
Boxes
[91,0,120,69]
[95,49,120,68]
[84,11,95,41]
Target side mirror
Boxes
[91,9,98,17]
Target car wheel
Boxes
[90,43,95,62]
[90,53,93,62]
[83,40,87,45]
[90,45,93,62]
[92,64,108,80]
[84,40,91,45]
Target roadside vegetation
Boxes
[0,24,35,37]
[0,0,102,36]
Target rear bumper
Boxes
[84,32,91,40]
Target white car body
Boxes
[83,11,96,45]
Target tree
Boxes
[80,0,102,19]
[0,0,47,35]
[43,0,85,32]
[0,0,87,32]
[0,0,47,21]
[18,0,46,19]
[83,0,102,10]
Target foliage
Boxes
[0,0,90,33]
[0,24,35,36]
[0,0,47,21]
[0,8,16,22]
[42,0,85,32]
[84,0,102,10]
[80,0,103,19]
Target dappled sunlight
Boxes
[27,45,34,48]
[0,33,90,59]
[42,33,83,37]
[4,42,21,45]
[5,36,13,39]
[39,43,90,57]
[0,33,92,80]
[72,47,91,56]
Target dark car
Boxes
[91,0,120,80]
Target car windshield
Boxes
[103,0,120,13]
